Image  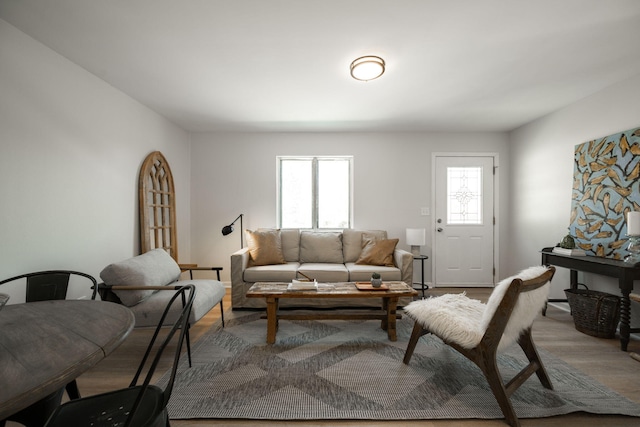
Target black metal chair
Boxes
[0,270,97,427]
[44,284,195,427]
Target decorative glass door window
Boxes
[447,167,482,224]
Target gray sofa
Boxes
[231,228,414,309]
[98,249,226,327]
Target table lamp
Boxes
[406,228,426,257]
[625,211,640,265]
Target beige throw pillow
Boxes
[100,248,181,307]
[245,229,286,266]
[355,238,399,266]
[299,231,344,263]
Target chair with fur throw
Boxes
[403,265,556,427]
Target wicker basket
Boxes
[564,288,620,338]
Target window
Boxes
[278,156,353,229]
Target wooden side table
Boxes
[413,255,429,298]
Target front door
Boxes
[433,155,496,286]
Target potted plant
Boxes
[371,272,382,288]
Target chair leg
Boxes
[517,329,553,390]
[480,355,520,427]
[403,321,426,364]
[65,379,81,400]
[219,300,225,327]
[184,323,193,368]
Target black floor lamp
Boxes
[221,214,244,248]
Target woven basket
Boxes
[564,288,620,338]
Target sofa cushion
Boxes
[343,229,387,263]
[356,238,399,266]
[129,279,226,327]
[300,231,343,263]
[100,248,181,307]
[281,228,301,262]
[298,263,349,282]
[244,262,300,282]
[245,229,286,266]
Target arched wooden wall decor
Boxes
[139,151,179,261]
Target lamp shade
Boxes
[221,213,244,248]
[406,228,426,246]
[628,211,640,236]
[406,228,426,257]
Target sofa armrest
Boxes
[179,264,223,280]
[394,248,414,285]
[231,247,250,285]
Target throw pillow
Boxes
[245,229,286,266]
[342,229,387,262]
[299,231,344,263]
[100,248,181,307]
[355,238,399,266]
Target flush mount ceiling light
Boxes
[350,55,385,81]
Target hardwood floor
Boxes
[20,288,640,426]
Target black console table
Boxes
[540,247,640,351]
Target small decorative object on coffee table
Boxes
[371,272,382,288]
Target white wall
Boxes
[190,131,509,284]
[510,74,640,299]
[0,20,191,302]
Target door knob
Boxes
[437,227,443,232]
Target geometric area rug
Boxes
[159,311,640,421]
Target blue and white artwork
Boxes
[569,127,640,259]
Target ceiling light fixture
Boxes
[350,55,385,81]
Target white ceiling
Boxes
[2,0,640,133]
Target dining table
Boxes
[0,299,135,420]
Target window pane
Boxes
[318,159,350,228]
[447,167,482,224]
[281,159,312,228]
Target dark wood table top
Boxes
[0,300,134,419]
[246,281,417,299]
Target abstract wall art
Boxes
[569,126,640,259]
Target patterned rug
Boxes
[160,311,640,420]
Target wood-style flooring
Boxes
[13,288,640,427]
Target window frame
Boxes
[277,156,354,230]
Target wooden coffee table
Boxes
[246,281,417,344]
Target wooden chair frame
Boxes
[403,267,556,427]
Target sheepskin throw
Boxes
[404,265,552,350]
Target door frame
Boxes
[431,152,500,287]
